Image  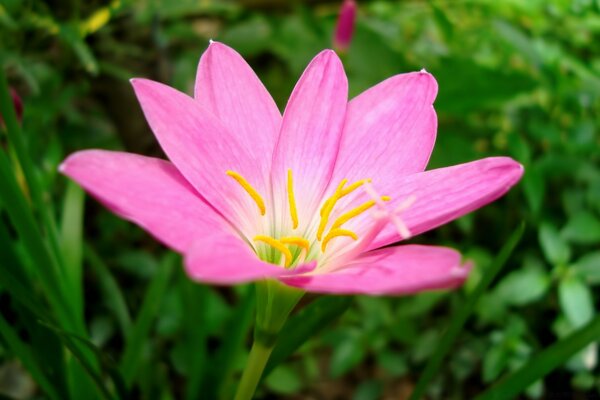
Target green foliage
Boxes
[1,0,599,399]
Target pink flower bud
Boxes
[333,0,357,53]
[0,87,23,127]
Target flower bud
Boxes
[0,87,23,127]
[333,0,357,53]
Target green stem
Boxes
[234,340,274,400]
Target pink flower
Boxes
[60,42,523,295]
[333,0,357,52]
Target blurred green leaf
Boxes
[85,244,132,338]
[329,333,366,378]
[353,380,383,400]
[561,211,600,244]
[495,266,549,306]
[264,365,302,395]
[476,315,600,400]
[572,251,600,284]
[558,276,594,328]
[121,253,176,386]
[60,180,85,322]
[522,166,545,216]
[409,224,524,400]
[539,224,571,265]
[483,345,510,382]
[266,296,353,376]
[0,314,63,400]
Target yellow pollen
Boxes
[287,169,299,229]
[280,236,310,253]
[321,229,358,252]
[253,235,292,267]
[330,196,391,231]
[317,179,347,240]
[226,171,266,215]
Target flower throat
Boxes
[226,169,390,267]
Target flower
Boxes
[60,42,523,295]
[333,0,357,53]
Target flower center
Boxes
[226,169,391,268]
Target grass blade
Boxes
[60,180,86,322]
[205,286,255,400]
[409,223,525,400]
[183,282,208,400]
[85,243,132,338]
[0,68,65,280]
[120,253,176,386]
[0,145,76,330]
[264,295,353,376]
[0,313,62,400]
[475,315,600,400]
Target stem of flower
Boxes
[234,280,304,400]
[233,340,274,400]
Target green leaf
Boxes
[572,251,600,284]
[539,224,571,265]
[475,315,600,400]
[329,333,366,378]
[409,224,525,400]
[558,276,594,328]
[58,24,99,75]
[120,253,176,386]
[264,365,302,395]
[561,211,600,244]
[483,345,510,382]
[202,286,255,400]
[85,244,132,339]
[0,314,63,400]
[522,166,545,216]
[60,180,86,321]
[265,296,353,376]
[183,282,208,400]
[495,266,549,306]
[353,380,383,400]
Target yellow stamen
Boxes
[340,178,371,197]
[254,235,292,267]
[330,196,391,230]
[319,178,370,217]
[280,236,310,253]
[321,229,358,252]
[317,179,347,240]
[287,169,299,229]
[226,171,266,215]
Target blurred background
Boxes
[1,0,600,399]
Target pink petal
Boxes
[194,41,281,167]
[271,50,348,231]
[185,232,316,285]
[131,78,268,235]
[331,71,438,187]
[59,150,230,253]
[282,245,470,295]
[347,157,523,250]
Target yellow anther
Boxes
[340,179,371,197]
[317,179,347,240]
[287,169,299,229]
[254,235,292,267]
[226,171,266,215]
[280,237,310,253]
[330,197,391,230]
[321,229,358,252]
